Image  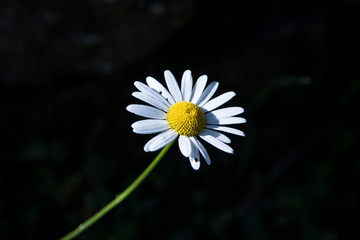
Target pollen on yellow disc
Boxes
[166,101,206,137]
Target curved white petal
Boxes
[178,135,191,157]
[148,129,178,152]
[201,128,231,144]
[206,125,245,137]
[199,132,234,154]
[206,117,246,125]
[189,157,200,170]
[146,76,175,105]
[190,137,211,165]
[190,75,207,105]
[164,70,182,102]
[201,91,236,112]
[126,104,166,119]
[144,130,172,152]
[131,119,169,134]
[206,106,244,119]
[181,70,193,102]
[189,140,200,170]
[134,81,171,108]
[197,81,219,107]
[132,92,169,112]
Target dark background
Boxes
[1,1,359,239]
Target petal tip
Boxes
[200,74,208,80]
[189,158,201,170]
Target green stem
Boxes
[59,140,175,240]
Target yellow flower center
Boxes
[166,101,206,137]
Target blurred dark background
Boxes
[1,1,359,239]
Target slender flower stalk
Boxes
[60,69,246,239]
[59,140,175,240]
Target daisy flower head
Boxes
[127,70,246,170]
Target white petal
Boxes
[190,137,211,165]
[206,125,245,137]
[189,141,200,170]
[201,128,231,144]
[206,117,246,125]
[134,81,171,108]
[181,70,193,102]
[201,91,236,112]
[197,81,219,107]
[164,70,182,102]
[190,75,207,104]
[144,130,171,152]
[132,92,169,112]
[126,104,166,119]
[146,76,175,105]
[131,119,169,134]
[189,157,200,170]
[178,135,191,157]
[148,129,178,152]
[199,132,234,154]
[206,106,244,119]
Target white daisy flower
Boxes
[127,70,246,170]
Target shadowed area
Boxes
[0,1,359,239]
